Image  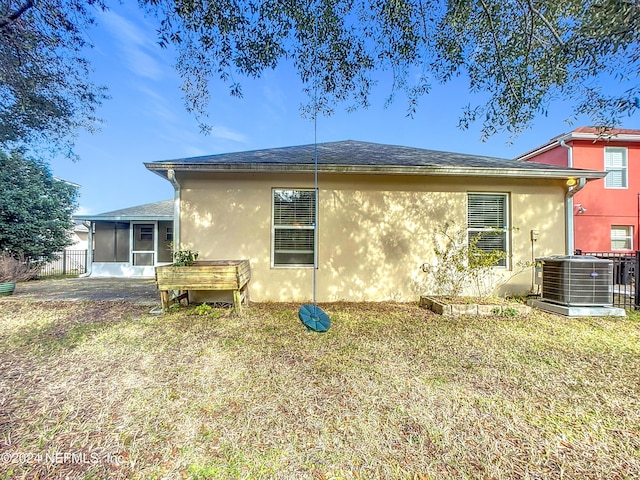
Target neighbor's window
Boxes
[166,226,173,242]
[604,147,628,189]
[467,193,509,267]
[611,226,633,250]
[272,189,316,267]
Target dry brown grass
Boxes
[0,300,639,479]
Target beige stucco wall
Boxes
[176,172,566,302]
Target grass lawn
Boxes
[0,300,639,479]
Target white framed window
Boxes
[467,193,509,267]
[272,189,316,267]
[611,225,633,250]
[604,147,628,189]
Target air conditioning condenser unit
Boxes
[539,255,613,307]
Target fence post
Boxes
[635,251,640,310]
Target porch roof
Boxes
[74,200,174,222]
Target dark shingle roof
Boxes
[74,200,173,222]
[145,140,605,179]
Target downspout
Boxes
[560,138,580,254]
[167,169,181,253]
[80,221,93,277]
[564,174,587,254]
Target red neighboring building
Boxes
[517,127,640,254]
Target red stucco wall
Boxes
[571,140,640,252]
[523,145,568,167]
[525,138,640,253]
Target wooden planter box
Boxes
[155,260,251,311]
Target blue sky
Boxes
[49,2,639,215]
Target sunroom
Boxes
[74,200,174,277]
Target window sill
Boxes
[271,265,315,269]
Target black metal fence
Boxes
[576,250,639,309]
[38,249,88,277]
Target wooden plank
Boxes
[160,291,170,310]
[158,277,239,286]
[158,281,239,288]
[233,289,242,311]
[158,275,236,283]
[181,294,189,306]
[158,283,238,291]
[240,284,249,306]
[158,276,240,286]
[175,291,189,305]
[157,269,240,279]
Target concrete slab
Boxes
[3,277,160,306]
[529,300,626,317]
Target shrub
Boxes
[167,242,199,266]
[173,249,199,266]
[0,252,40,283]
[421,222,531,299]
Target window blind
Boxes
[611,226,632,250]
[273,189,316,266]
[467,194,506,228]
[467,193,508,267]
[274,190,315,226]
[604,147,628,188]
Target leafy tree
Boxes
[142,0,640,137]
[0,0,108,158]
[0,150,79,261]
[3,0,637,149]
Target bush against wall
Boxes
[420,222,531,299]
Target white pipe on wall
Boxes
[560,138,575,254]
[79,221,93,277]
[167,169,181,252]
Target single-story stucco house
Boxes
[74,200,174,277]
[144,140,605,302]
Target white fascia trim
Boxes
[147,163,606,180]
